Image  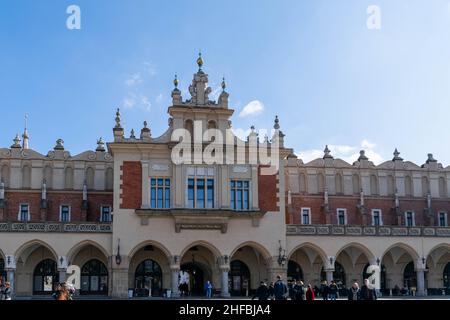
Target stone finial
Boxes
[22,114,29,150]
[96,137,105,152]
[323,145,333,159]
[115,108,122,128]
[11,133,21,148]
[140,121,151,140]
[54,138,64,150]
[197,52,203,71]
[250,125,255,131]
[173,74,179,89]
[221,77,226,91]
[426,153,437,164]
[130,129,136,139]
[358,150,368,161]
[274,115,280,130]
[392,148,403,161]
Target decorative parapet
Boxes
[135,208,266,233]
[286,224,450,237]
[0,222,112,233]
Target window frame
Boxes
[230,180,251,211]
[404,211,415,227]
[187,177,214,209]
[438,212,448,227]
[149,177,171,209]
[100,205,112,222]
[336,208,347,226]
[18,203,30,222]
[59,204,71,222]
[300,207,311,225]
[371,209,383,226]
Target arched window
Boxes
[105,167,113,190]
[370,175,379,195]
[439,177,447,198]
[299,173,306,193]
[405,175,413,197]
[64,167,73,189]
[33,259,58,295]
[229,260,251,296]
[352,174,360,195]
[443,262,450,288]
[1,164,10,187]
[317,173,325,193]
[86,167,95,190]
[422,177,430,196]
[287,260,304,282]
[22,165,31,189]
[134,259,163,297]
[403,261,416,289]
[80,259,108,295]
[43,165,53,189]
[387,175,395,196]
[335,173,343,194]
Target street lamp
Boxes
[115,238,122,265]
[277,240,287,267]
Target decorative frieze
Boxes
[0,222,112,233]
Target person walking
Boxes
[320,281,329,300]
[273,275,288,300]
[268,282,275,300]
[348,282,360,301]
[204,280,213,299]
[252,281,269,300]
[294,280,305,301]
[306,284,315,301]
[360,279,377,300]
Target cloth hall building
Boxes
[0,57,449,298]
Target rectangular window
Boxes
[60,205,71,222]
[372,209,382,226]
[301,208,311,225]
[150,178,170,209]
[337,209,347,225]
[101,206,111,222]
[187,178,214,209]
[19,204,29,222]
[439,212,447,227]
[230,180,250,211]
[405,211,415,227]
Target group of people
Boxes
[0,278,12,300]
[252,276,378,301]
[252,275,316,301]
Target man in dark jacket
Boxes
[360,279,377,300]
[329,281,338,300]
[273,275,288,300]
[294,280,305,301]
[252,281,269,300]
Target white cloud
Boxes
[297,139,384,165]
[122,95,136,109]
[125,73,142,86]
[239,100,264,117]
[155,93,163,104]
[143,61,157,76]
[141,95,151,111]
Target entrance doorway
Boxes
[134,259,163,297]
[180,262,205,296]
[229,260,250,296]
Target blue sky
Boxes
[1,0,450,166]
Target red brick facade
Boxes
[287,194,450,226]
[120,161,142,209]
[258,166,279,212]
[0,191,112,222]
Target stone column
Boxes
[324,269,334,283]
[111,257,130,299]
[416,269,426,296]
[220,267,230,298]
[6,269,15,296]
[170,266,180,298]
[58,268,67,283]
